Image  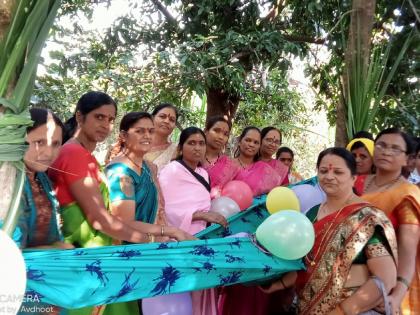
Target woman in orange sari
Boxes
[358,128,420,315]
[262,147,398,315]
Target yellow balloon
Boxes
[266,186,300,214]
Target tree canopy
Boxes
[34,0,419,140]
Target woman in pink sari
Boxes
[233,127,288,196]
[259,126,289,186]
[159,127,228,315]
[202,116,239,198]
[220,127,289,315]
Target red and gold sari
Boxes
[296,203,398,315]
[361,181,420,315]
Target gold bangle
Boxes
[161,225,165,237]
[397,276,410,289]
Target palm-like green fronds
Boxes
[0,0,60,236]
[343,27,414,139]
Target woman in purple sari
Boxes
[202,116,239,197]
[233,127,288,196]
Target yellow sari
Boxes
[362,182,420,315]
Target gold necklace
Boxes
[305,195,354,267]
[124,153,142,169]
[364,174,401,194]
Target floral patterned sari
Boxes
[296,203,398,315]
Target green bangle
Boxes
[397,276,410,289]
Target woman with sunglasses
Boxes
[359,128,420,314]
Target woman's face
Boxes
[351,146,373,175]
[278,152,293,168]
[77,104,116,143]
[373,133,408,173]
[317,154,355,198]
[153,107,176,137]
[24,117,62,172]
[205,121,230,152]
[239,129,261,158]
[182,133,206,166]
[122,118,155,157]
[260,129,281,158]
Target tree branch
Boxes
[282,34,326,44]
[408,0,420,24]
[150,0,179,28]
[263,0,286,22]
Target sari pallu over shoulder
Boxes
[296,203,398,315]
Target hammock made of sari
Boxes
[23,236,303,309]
[22,178,317,309]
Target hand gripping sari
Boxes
[296,203,398,315]
[360,180,420,315]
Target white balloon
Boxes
[0,230,27,315]
[210,197,241,218]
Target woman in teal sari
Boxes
[105,112,191,315]
[105,112,169,244]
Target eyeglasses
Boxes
[263,138,281,145]
[374,142,406,156]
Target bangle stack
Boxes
[397,276,410,289]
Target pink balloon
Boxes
[221,180,253,210]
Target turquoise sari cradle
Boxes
[21,178,319,310]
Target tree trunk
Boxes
[206,88,240,127]
[336,0,376,146]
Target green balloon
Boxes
[256,210,315,260]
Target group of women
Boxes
[12,90,419,315]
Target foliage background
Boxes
[31,0,419,176]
